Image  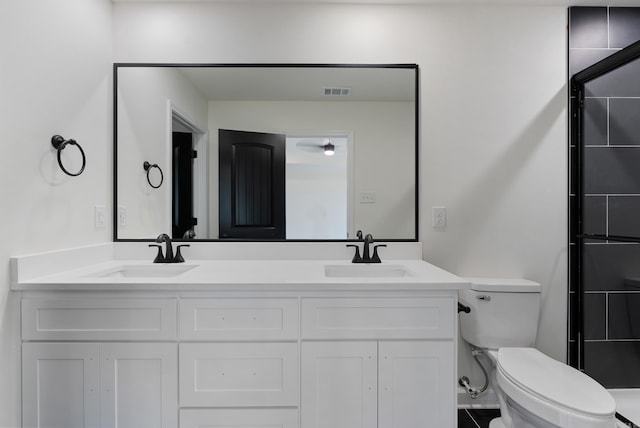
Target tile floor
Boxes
[458,409,501,428]
[459,409,639,428]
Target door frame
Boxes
[167,101,209,239]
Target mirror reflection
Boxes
[114,64,418,241]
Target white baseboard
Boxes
[457,386,500,409]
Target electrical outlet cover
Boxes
[432,206,446,228]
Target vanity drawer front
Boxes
[179,342,298,407]
[178,298,298,341]
[301,297,454,339]
[22,298,177,341]
[180,409,298,428]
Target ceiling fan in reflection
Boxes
[295,139,339,156]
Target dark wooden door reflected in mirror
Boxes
[218,129,286,239]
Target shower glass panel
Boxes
[571,39,640,388]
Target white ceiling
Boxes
[111,0,640,7]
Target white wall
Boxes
[0,0,113,425]
[286,162,348,239]
[117,67,208,238]
[114,2,568,387]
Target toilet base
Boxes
[489,417,506,428]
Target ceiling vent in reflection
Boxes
[323,87,351,96]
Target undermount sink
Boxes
[324,264,411,278]
[91,264,197,279]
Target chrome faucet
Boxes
[347,233,386,263]
[149,233,189,263]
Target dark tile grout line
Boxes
[464,409,481,428]
[617,412,640,428]
[462,409,639,427]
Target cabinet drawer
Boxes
[22,298,177,341]
[180,409,298,428]
[301,297,454,339]
[179,298,298,341]
[179,342,298,407]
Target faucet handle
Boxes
[174,244,190,263]
[148,244,164,263]
[346,244,362,263]
[371,244,386,263]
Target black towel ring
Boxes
[143,161,164,189]
[51,135,86,177]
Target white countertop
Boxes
[11,243,469,292]
[13,259,468,292]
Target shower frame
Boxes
[570,39,640,371]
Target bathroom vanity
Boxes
[11,243,468,428]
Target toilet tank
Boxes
[459,278,541,349]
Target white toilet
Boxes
[459,277,617,428]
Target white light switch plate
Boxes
[94,205,106,229]
[118,206,127,227]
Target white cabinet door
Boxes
[100,343,178,428]
[22,343,178,428]
[301,341,377,428]
[378,341,455,428]
[22,343,100,428]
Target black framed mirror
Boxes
[114,63,419,241]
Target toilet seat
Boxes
[496,348,616,426]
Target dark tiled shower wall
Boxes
[569,7,640,388]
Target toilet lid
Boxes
[497,348,615,418]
